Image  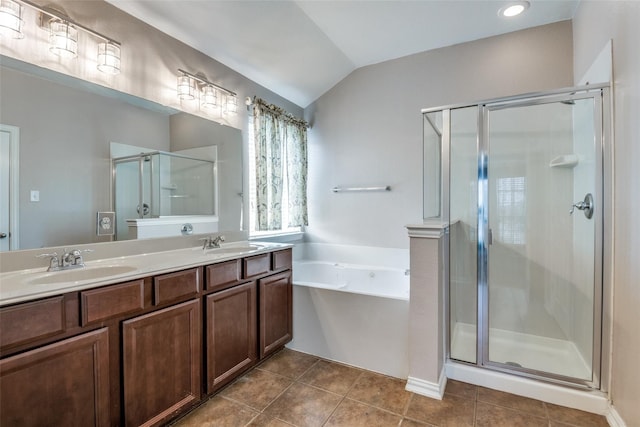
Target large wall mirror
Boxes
[0,56,243,251]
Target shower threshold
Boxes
[450,322,592,381]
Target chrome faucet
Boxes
[37,248,93,272]
[201,235,225,249]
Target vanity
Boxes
[0,241,293,427]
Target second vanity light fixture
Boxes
[0,0,121,74]
[177,69,238,115]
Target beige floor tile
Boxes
[221,368,293,411]
[263,382,342,427]
[259,349,319,380]
[400,419,436,427]
[172,395,258,427]
[546,403,609,427]
[477,386,547,417]
[444,379,477,400]
[324,398,402,427]
[247,413,296,427]
[299,360,362,395]
[346,371,412,414]
[475,401,549,427]
[405,393,475,427]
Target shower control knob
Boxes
[570,193,594,219]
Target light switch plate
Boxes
[96,211,115,236]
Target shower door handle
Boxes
[570,193,594,219]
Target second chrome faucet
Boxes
[201,235,225,250]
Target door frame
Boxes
[477,89,606,389]
[0,124,20,250]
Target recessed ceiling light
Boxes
[499,1,530,17]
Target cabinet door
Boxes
[205,281,257,393]
[122,299,201,427]
[0,328,110,427]
[259,271,293,358]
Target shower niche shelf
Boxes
[549,154,579,168]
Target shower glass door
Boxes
[482,95,602,385]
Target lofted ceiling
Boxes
[106,0,580,108]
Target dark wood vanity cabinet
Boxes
[0,247,293,426]
[205,281,257,393]
[122,299,201,427]
[259,270,293,358]
[0,328,111,427]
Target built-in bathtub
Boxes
[289,243,410,379]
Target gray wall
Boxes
[573,2,640,425]
[303,21,574,249]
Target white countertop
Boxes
[0,241,291,307]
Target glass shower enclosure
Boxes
[423,85,610,388]
[112,151,216,240]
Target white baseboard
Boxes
[405,370,447,400]
[606,405,627,427]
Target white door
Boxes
[0,125,19,251]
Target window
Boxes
[248,98,308,235]
[496,176,526,245]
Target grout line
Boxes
[401,391,413,417]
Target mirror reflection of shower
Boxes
[112,145,218,241]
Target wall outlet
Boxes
[96,212,115,236]
[30,190,39,202]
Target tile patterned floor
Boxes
[172,349,609,427]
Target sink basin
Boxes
[27,265,139,285]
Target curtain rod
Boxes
[251,97,310,129]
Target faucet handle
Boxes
[36,252,58,258]
[36,252,60,270]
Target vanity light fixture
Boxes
[177,74,197,100]
[498,1,529,17]
[9,0,122,73]
[200,85,218,109]
[48,18,77,58]
[97,41,121,75]
[0,0,24,39]
[223,93,238,115]
[177,69,237,115]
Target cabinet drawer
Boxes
[243,253,271,279]
[153,268,200,306]
[206,260,241,292]
[0,297,65,349]
[272,249,292,271]
[81,280,145,326]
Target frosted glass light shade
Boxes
[177,75,196,100]
[97,42,121,75]
[49,19,78,58]
[0,0,23,39]
[224,94,237,115]
[201,85,218,109]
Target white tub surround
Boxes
[289,243,410,379]
[406,222,448,399]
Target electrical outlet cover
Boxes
[96,212,115,236]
